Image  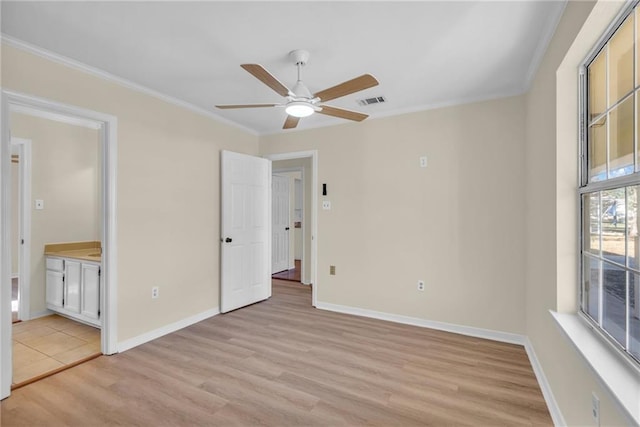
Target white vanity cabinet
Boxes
[45,256,101,327]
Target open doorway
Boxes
[265,151,318,306]
[1,91,118,400]
[10,138,31,325]
[271,170,303,283]
[9,112,103,389]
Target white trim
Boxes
[11,104,101,130]
[0,35,257,137]
[264,151,318,306]
[118,307,220,353]
[1,90,118,400]
[315,301,526,346]
[522,0,568,93]
[1,94,12,399]
[524,337,566,427]
[551,311,640,426]
[260,90,526,137]
[29,309,53,320]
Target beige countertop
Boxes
[44,241,102,262]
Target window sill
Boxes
[550,311,640,425]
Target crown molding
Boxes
[1,34,258,137]
[522,0,568,92]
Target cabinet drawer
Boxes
[46,257,64,272]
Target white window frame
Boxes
[579,0,640,370]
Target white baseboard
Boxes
[524,337,565,426]
[118,307,220,353]
[29,309,53,320]
[315,301,526,345]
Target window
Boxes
[580,1,640,365]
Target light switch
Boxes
[322,201,331,210]
[35,199,44,210]
[419,156,428,168]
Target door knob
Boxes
[285,227,290,231]
[225,237,232,243]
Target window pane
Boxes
[590,51,607,120]
[584,256,601,321]
[609,96,634,178]
[609,16,634,105]
[584,192,601,254]
[589,116,607,182]
[602,189,626,264]
[631,273,640,360]
[628,186,639,270]
[603,262,627,346]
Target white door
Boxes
[271,174,290,274]
[81,263,100,320]
[220,150,271,313]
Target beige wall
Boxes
[525,1,629,425]
[2,45,259,341]
[262,96,527,334]
[273,159,312,284]
[11,113,101,315]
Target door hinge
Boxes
[98,309,101,317]
[98,267,101,277]
[21,239,24,245]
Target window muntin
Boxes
[581,3,640,365]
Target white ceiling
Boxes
[1,1,566,135]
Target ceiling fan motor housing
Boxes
[289,49,310,66]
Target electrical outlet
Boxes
[417,280,425,291]
[592,392,600,426]
[419,156,428,168]
[330,265,336,275]
[152,286,159,299]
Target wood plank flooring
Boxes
[1,280,552,426]
[272,259,302,282]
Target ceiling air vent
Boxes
[357,96,386,106]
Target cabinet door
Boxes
[46,270,64,308]
[64,260,82,313]
[81,263,100,320]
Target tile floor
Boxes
[12,314,101,386]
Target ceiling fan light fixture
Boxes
[285,101,315,118]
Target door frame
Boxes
[0,90,119,400]
[10,137,31,322]
[272,167,305,280]
[265,151,318,307]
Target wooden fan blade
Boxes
[283,115,300,129]
[241,64,291,97]
[318,105,368,122]
[215,104,277,109]
[314,74,379,102]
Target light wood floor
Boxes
[12,314,101,388]
[1,280,551,426]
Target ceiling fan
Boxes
[216,49,379,129]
